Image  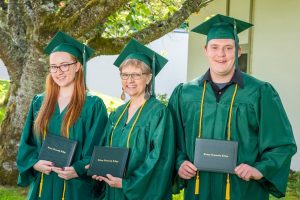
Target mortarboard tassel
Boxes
[61,117,72,199]
[225,174,230,200]
[194,81,206,195]
[233,20,239,69]
[151,54,156,97]
[62,180,66,200]
[39,173,44,197]
[38,125,48,198]
[83,46,87,88]
[195,171,200,195]
[225,84,238,200]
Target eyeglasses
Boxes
[120,72,148,80]
[49,61,77,73]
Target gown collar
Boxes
[198,68,244,88]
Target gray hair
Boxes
[119,59,152,74]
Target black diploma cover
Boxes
[38,134,78,168]
[87,146,129,178]
[193,138,238,174]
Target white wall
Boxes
[251,0,300,170]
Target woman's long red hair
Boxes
[34,55,86,137]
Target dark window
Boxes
[238,53,248,73]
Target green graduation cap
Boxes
[191,14,253,68]
[114,38,168,96]
[44,31,95,86]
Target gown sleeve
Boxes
[253,83,297,198]
[122,108,175,199]
[168,84,189,193]
[168,84,188,171]
[72,97,108,176]
[16,95,40,186]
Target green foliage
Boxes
[172,189,184,200]
[102,0,185,37]
[156,93,169,106]
[0,79,9,106]
[0,185,27,200]
[106,100,119,113]
[0,106,5,126]
[89,91,123,114]
[0,80,9,125]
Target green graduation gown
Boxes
[101,96,175,200]
[16,92,108,200]
[168,72,297,200]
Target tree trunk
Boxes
[0,46,47,185]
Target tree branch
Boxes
[27,0,61,23]
[57,0,131,38]
[22,0,36,28]
[199,0,214,9]
[0,9,7,26]
[7,0,27,51]
[88,0,210,55]
[56,0,91,19]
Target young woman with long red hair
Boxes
[16,32,108,200]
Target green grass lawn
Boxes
[0,172,299,199]
[0,186,27,200]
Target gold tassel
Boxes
[38,173,44,197]
[39,127,47,198]
[195,171,200,195]
[62,180,66,200]
[225,174,230,200]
